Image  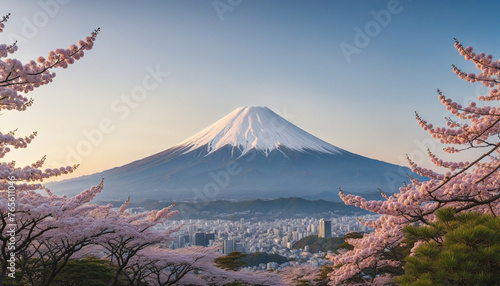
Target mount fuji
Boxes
[48,106,412,202]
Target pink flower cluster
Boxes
[454,39,500,101]
[0,15,284,286]
[327,40,500,285]
[0,17,96,188]
[0,16,98,112]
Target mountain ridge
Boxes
[47,106,414,202]
[98,197,369,220]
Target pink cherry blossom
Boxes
[0,14,100,285]
[327,39,500,285]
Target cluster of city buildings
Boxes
[164,213,379,270]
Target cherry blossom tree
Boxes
[277,264,322,285]
[100,202,284,286]
[96,201,284,286]
[125,246,221,286]
[0,13,100,284]
[210,269,285,286]
[195,261,284,286]
[11,182,114,286]
[327,40,500,285]
[125,246,222,286]
[96,200,183,286]
[0,14,284,286]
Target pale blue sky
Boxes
[1,0,498,181]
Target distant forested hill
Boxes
[293,235,344,253]
[239,252,289,266]
[99,197,369,220]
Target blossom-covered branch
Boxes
[327,40,500,285]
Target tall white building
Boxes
[223,239,235,254]
[319,219,331,238]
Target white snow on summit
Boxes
[177,106,343,156]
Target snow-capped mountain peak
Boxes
[47,105,414,202]
[177,106,343,156]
